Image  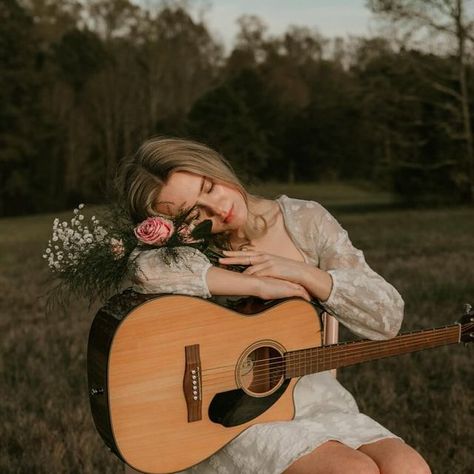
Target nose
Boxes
[205,206,227,221]
[196,198,226,222]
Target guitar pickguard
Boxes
[208,379,291,427]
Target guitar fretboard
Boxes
[284,324,460,377]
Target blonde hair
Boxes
[115,136,276,250]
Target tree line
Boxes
[1,0,474,217]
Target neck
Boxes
[284,324,460,377]
[228,198,279,249]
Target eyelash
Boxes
[188,181,213,223]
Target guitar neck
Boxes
[285,324,461,378]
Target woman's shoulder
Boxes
[276,194,341,247]
[276,194,327,217]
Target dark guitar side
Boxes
[87,290,158,459]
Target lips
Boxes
[224,205,233,223]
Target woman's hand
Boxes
[218,249,333,301]
[255,276,312,302]
[218,250,306,285]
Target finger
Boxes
[219,255,264,265]
[218,258,250,266]
[301,289,311,301]
[290,283,309,299]
[296,288,311,301]
[221,250,263,256]
[289,287,307,300]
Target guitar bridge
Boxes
[183,344,202,422]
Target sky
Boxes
[136,1,376,53]
[191,0,374,53]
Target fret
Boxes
[284,324,461,378]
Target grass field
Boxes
[1,183,473,473]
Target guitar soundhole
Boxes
[237,342,285,397]
[208,341,289,428]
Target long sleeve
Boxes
[129,246,213,299]
[310,203,404,340]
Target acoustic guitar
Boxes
[87,289,473,474]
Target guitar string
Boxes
[246,331,463,385]
[200,325,466,378]
[200,328,470,389]
[202,327,465,383]
[200,324,463,374]
[247,325,466,377]
[201,330,462,387]
[202,331,464,390]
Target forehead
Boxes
[155,171,203,216]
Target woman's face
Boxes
[154,171,248,236]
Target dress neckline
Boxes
[275,195,309,264]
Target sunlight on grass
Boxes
[1,182,473,473]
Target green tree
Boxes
[0,0,60,215]
[369,0,474,202]
[186,69,278,182]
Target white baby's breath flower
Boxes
[45,203,133,289]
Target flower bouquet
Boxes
[43,202,246,312]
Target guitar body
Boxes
[88,291,323,474]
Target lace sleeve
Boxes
[310,203,404,340]
[129,246,213,299]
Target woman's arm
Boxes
[305,202,404,340]
[206,266,261,297]
[208,266,311,301]
[298,266,333,302]
[130,246,310,301]
[181,201,401,339]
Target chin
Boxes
[230,213,247,235]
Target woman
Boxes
[118,136,431,474]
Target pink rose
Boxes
[134,216,174,245]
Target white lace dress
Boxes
[129,194,405,474]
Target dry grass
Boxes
[1,185,473,474]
